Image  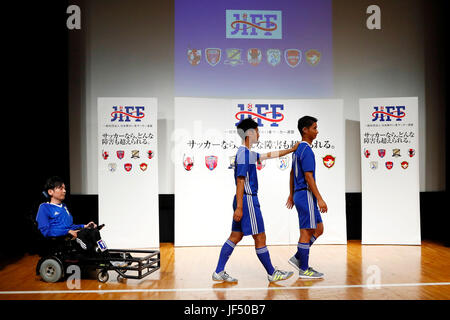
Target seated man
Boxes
[36,176,96,239]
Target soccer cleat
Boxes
[288,255,300,271]
[212,271,238,283]
[268,268,294,282]
[299,267,324,279]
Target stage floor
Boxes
[0,240,449,300]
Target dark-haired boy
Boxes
[286,116,327,279]
[212,118,298,283]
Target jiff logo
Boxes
[111,106,145,122]
[235,103,284,127]
[372,106,406,122]
[226,10,282,39]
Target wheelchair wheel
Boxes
[39,258,63,283]
[97,269,109,283]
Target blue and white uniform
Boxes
[292,141,322,229]
[232,146,265,236]
[36,203,84,237]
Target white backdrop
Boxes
[174,98,346,246]
[98,97,159,249]
[360,97,421,245]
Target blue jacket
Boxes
[36,203,84,237]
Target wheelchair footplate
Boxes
[96,249,161,283]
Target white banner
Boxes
[98,97,159,249]
[359,97,420,245]
[174,98,346,246]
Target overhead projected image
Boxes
[175,0,333,98]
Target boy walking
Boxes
[212,118,298,283]
[286,116,327,279]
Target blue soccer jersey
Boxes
[36,203,84,237]
[234,146,260,195]
[232,145,265,236]
[292,141,316,191]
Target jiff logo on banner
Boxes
[235,103,284,127]
[372,106,406,122]
[226,10,282,39]
[111,106,145,122]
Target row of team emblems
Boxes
[102,150,154,160]
[368,160,411,170]
[106,162,149,173]
[183,154,336,171]
[363,148,415,159]
[187,48,321,67]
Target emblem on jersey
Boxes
[408,148,415,158]
[140,163,148,171]
[392,148,401,158]
[278,156,290,170]
[102,151,109,160]
[322,155,335,169]
[224,48,243,66]
[148,150,154,159]
[131,150,140,159]
[256,159,266,170]
[117,150,125,159]
[205,155,218,171]
[187,49,201,66]
[284,49,301,68]
[364,148,371,158]
[206,48,221,66]
[228,155,236,169]
[385,161,393,170]
[267,49,281,66]
[305,49,321,66]
[183,154,194,171]
[370,161,378,170]
[124,163,132,172]
[247,48,262,66]
[108,163,117,172]
[378,149,386,158]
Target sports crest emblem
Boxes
[364,148,371,158]
[124,163,132,172]
[378,149,386,158]
[266,49,281,66]
[205,155,218,171]
[284,49,301,68]
[392,149,401,158]
[206,48,221,66]
[408,148,415,158]
[108,163,117,172]
[148,150,154,159]
[228,155,236,169]
[140,163,148,171]
[187,49,201,66]
[305,49,321,66]
[322,155,335,169]
[247,48,262,66]
[370,161,378,170]
[131,150,140,159]
[278,156,290,170]
[102,151,109,160]
[224,48,243,66]
[401,161,409,169]
[183,154,194,171]
[117,150,125,159]
[385,161,393,170]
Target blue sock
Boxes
[297,242,310,271]
[215,240,236,273]
[294,236,316,260]
[256,246,275,275]
[310,235,317,246]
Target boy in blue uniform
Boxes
[286,116,327,279]
[213,118,298,283]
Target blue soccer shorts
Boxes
[232,194,265,236]
[294,189,322,229]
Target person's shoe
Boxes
[288,255,300,271]
[212,271,238,283]
[299,267,324,279]
[268,268,294,282]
